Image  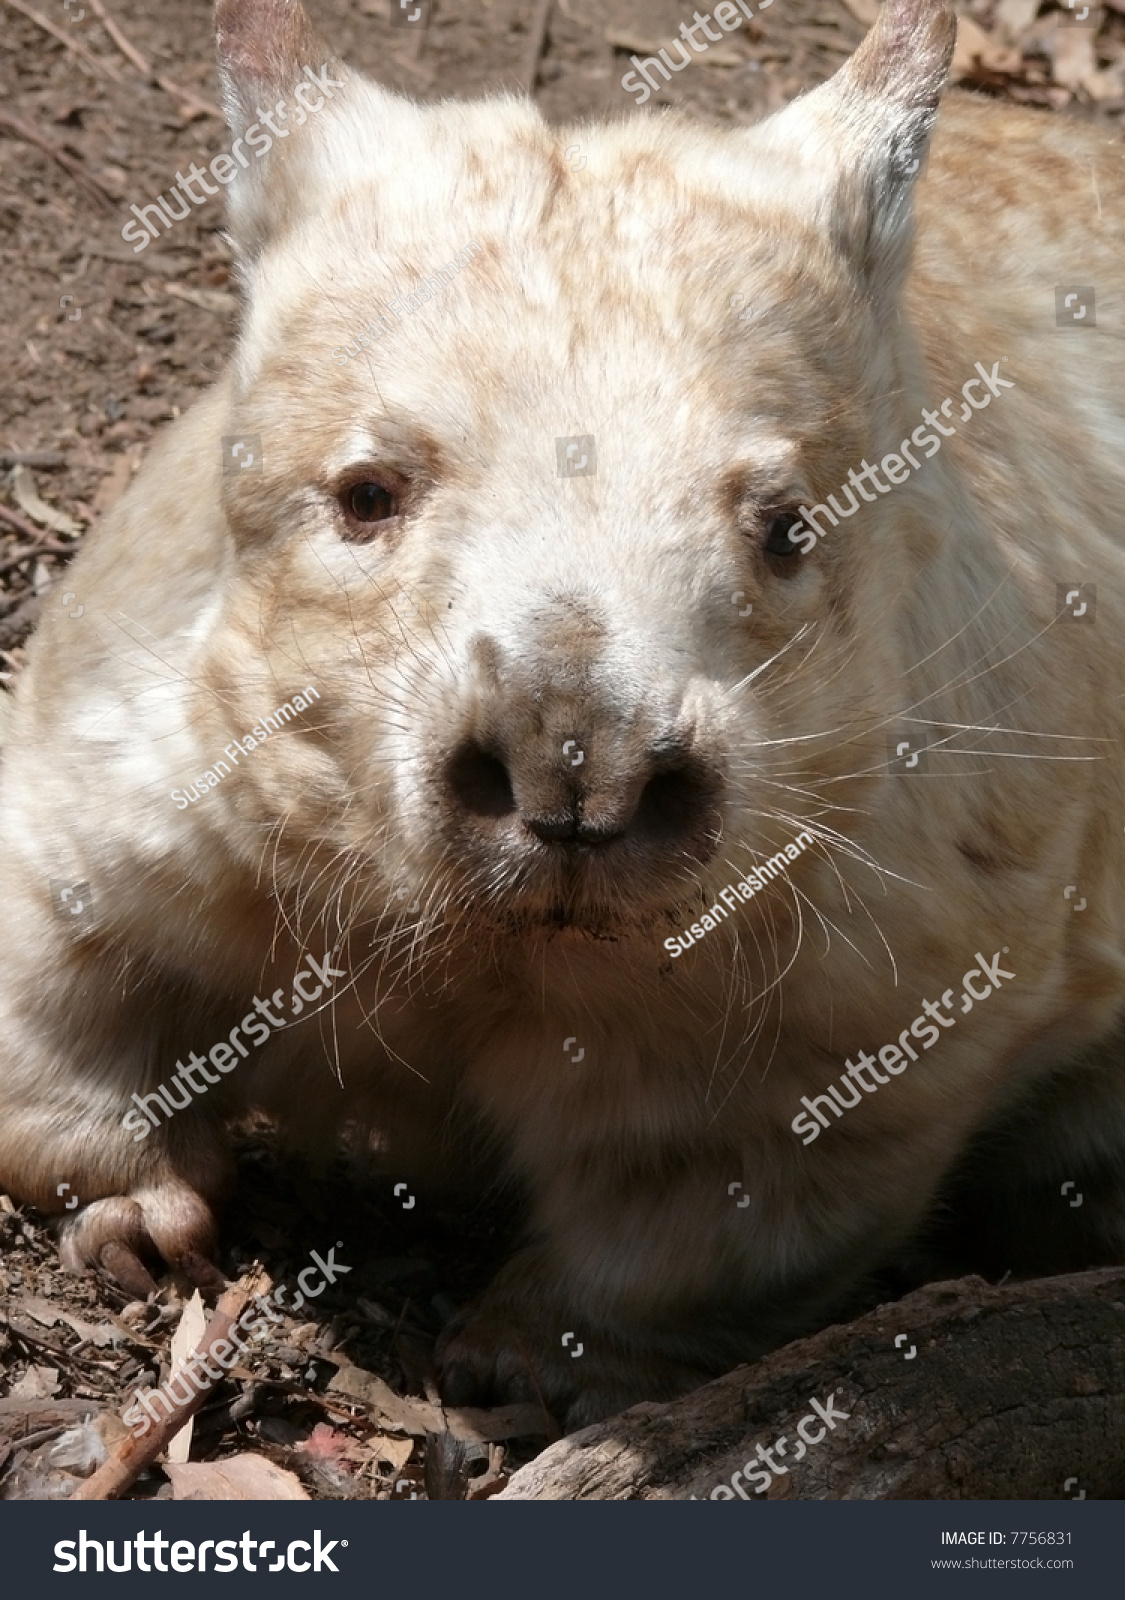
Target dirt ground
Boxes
[1,0,1123,1501]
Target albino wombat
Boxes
[2,0,1124,1426]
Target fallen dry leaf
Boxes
[328,1363,549,1442]
[165,1290,207,1464]
[951,15,1025,82]
[329,1366,441,1435]
[8,466,82,537]
[20,1296,125,1349]
[366,1433,414,1472]
[993,0,1041,45]
[1050,27,1098,93]
[165,1453,309,1501]
[1083,63,1125,100]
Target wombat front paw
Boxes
[57,1181,224,1299]
[436,1293,710,1430]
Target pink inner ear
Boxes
[215,0,331,100]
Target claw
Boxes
[98,1239,159,1299]
[178,1249,228,1299]
[57,1182,223,1298]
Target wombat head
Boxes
[205,0,955,941]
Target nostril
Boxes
[634,761,721,845]
[445,741,516,820]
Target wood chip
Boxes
[0,1398,103,1423]
[10,1365,61,1400]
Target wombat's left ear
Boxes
[213,0,355,259]
[760,0,956,306]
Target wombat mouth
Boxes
[521,903,628,938]
[450,896,658,943]
[462,906,616,939]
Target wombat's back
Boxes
[912,92,1125,565]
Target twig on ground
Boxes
[0,502,47,543]
[84,0,147,74]
[0,452,66,470]
[0,1398,105,1425]
[396,8,434,83]
[85,0,224,119]
[523,0,554,93]
[71,1271,264,1501]
[3,0,123,82]
[0,537,79,579]
[0,110,118,208]
[0,592,43,645]
[152,74,223,121]
[5,1424,71,1453]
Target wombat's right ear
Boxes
[213,0,356,260]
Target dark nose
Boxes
[443,738,721,855]
[523,811,621,846]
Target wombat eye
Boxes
[346,482,398,524]
[762,511,804,559]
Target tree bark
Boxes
[497,1267,1125,1500]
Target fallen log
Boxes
[498,1267,1125,1500]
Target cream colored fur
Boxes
[1,0,1123,1423]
